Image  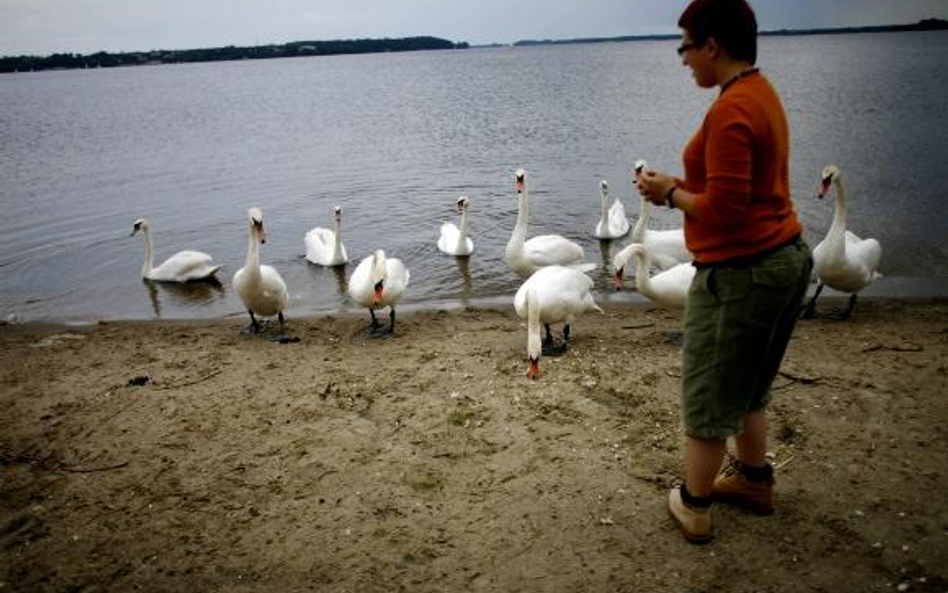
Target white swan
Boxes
[802,164,882,319]
[505,168,594,277]
[593,180,630,239]
[233,207,289,332]
[437,196,475,256]
[514,265,602,379]
[348,249,410,334]
[630,159,690,270]
[131,218,221,282]
[305,205,348,266]
[614,243,695,309]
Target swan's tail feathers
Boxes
[571,262,598,273]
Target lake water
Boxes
[2,31,948,323]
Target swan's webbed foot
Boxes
[663,329,684,346]
[541,324,568,357]
[824,294,857,321]
[242,311,263,334]
[542,341,568,357]
[799,283,824,319]
[365,309,393,338]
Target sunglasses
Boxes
[676,41,702,56]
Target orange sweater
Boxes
[681,71,802,264]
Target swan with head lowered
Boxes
[437,196,475,256]
[505,168,594,277]
[630,160,690,270]
[514,265,602,380]
[593,180,630,239]
[348,249,410,335]
[305,205,348,267]
[131,218,221,282]
[614,243,695,309]
[233,207,289,332]
[801,164,882,320]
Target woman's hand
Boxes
[635,168,677,207]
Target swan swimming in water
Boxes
[505,168,594,277]
[593,180,630,239]
[801,164,882,320]
[233,207,289,332]
[131,218,221,282]
[613,243,695,309]
[305,205,348,267]
[348,249,410,335]
[514,265,602,379]
[630,160,690,270]
[437,196,475,256]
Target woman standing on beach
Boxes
[635,0,813,543]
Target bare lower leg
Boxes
[734,410,768,467]
[685,436,727,498]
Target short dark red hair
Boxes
[678,0,758,64]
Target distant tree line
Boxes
[0,36,468,73]
[513,18,947,47]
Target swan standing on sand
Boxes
[131,218,221,282]
[437,196,475,256]
[630,160,690,269]
[505,168,593,277]
[614,243,695,309]
[593,180,630,239]
[801,165,882,319]
[348,249,410,334]
[305,205,348,267]
[514,265,602,379]
[233,208,289,332]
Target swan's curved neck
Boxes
[245,224,261,278]
[508,190,530,254]
[631,196,652,243]
[332,216,343,259]
[829,176,848,238]
[458,207,469,245]
[140,227,154,277]
[526,289,541,359]
[633,248,652,295]
[601,189,610,224]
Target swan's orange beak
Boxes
[613,269,625,291]
[817,177,831,199]
[516,179,524,193]
[527,357,540,380]
[373,281,384,306]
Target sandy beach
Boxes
[2,297,947,592]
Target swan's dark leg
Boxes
[369,308,380,328]
[542,323,568,357]
[389,307,396,334]
[543,324,555,346]
[247,311,261,333]
[563,323,571,345]
[827,293,858,321]
[278,311,285,328]
[799,282,824,319]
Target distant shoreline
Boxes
[2,18,945,73]
[511,18,947,46]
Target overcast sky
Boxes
[1,0,946,57]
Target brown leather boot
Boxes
[711,458,775,515]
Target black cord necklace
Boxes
[720,67,759,94]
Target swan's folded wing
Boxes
[524,235,586,267]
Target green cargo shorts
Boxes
[681,237,812,440]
